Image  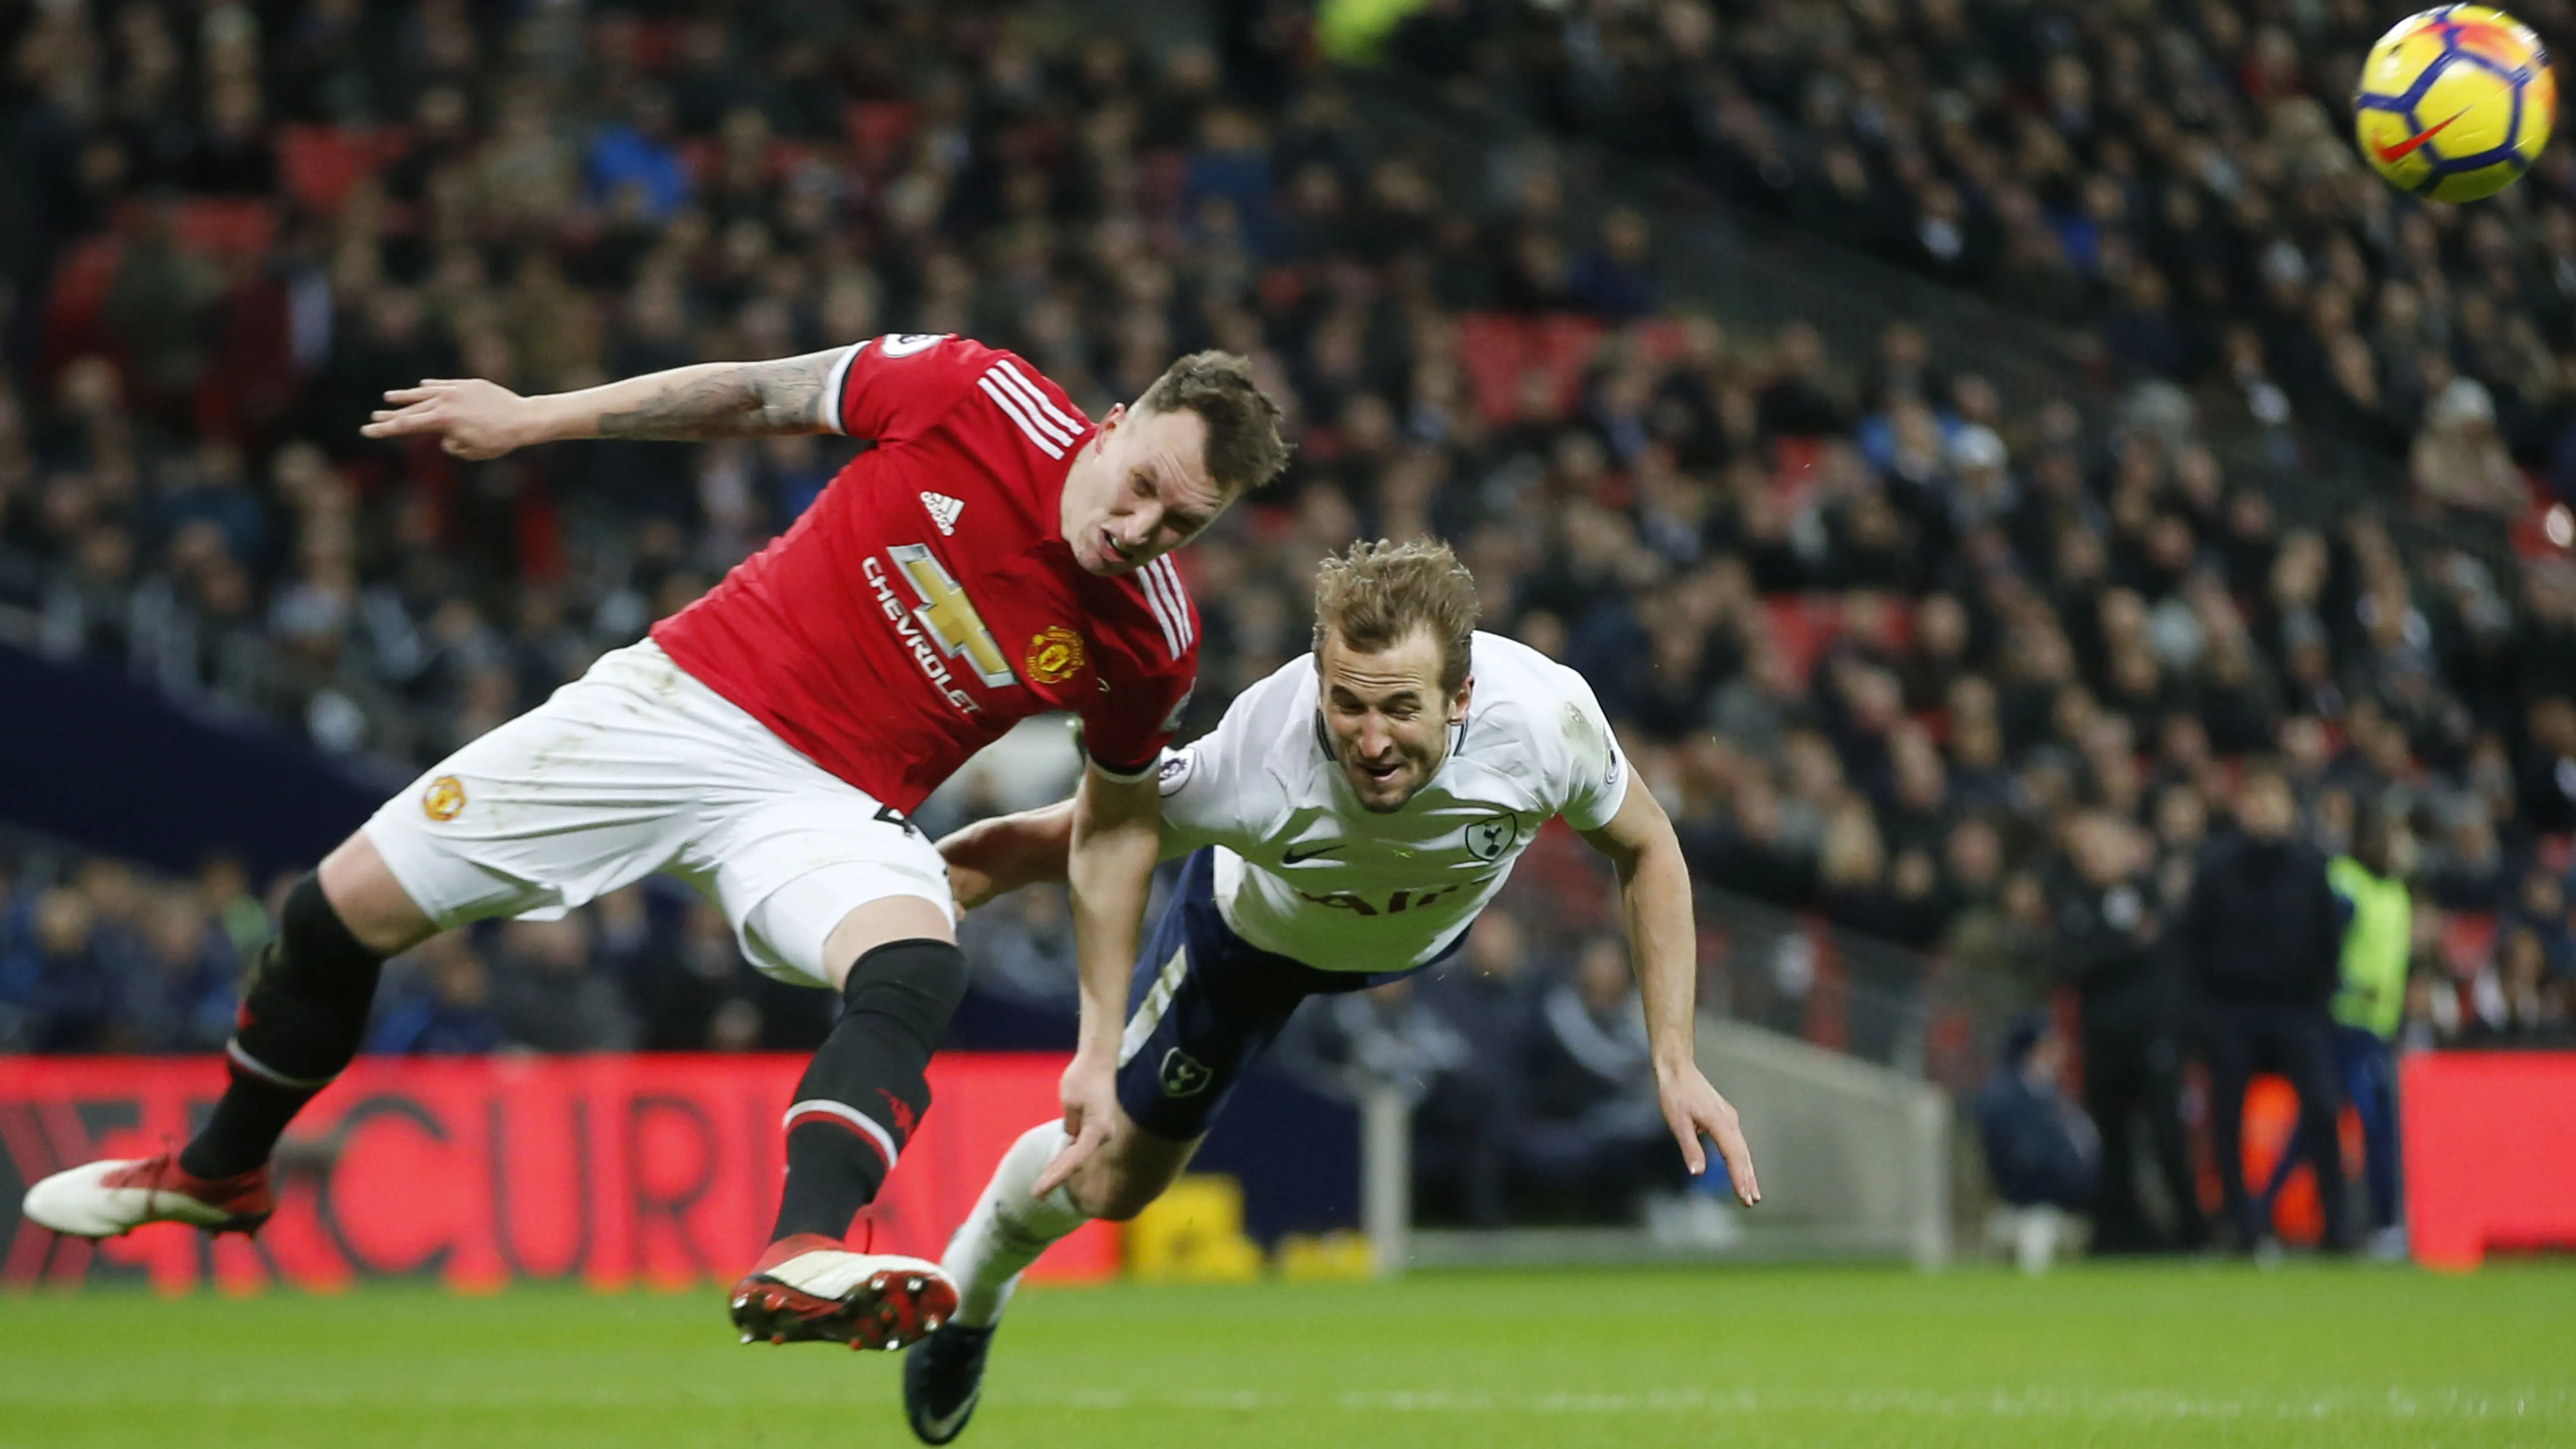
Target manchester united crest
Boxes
[422,775,467,822]
[1026,625,1087,685]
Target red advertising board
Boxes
[0,1053,1117,1293]
[2402,1051,2576,1270]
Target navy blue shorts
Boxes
[1115,849,1441,1142]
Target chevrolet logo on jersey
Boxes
[886,544,1017,689]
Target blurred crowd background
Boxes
[4,0,2575,1243]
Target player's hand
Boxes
[1034,1047,1120,1198]
[361,379,536,460]
[1658,1063,1762,1206]
[945,863,998,913]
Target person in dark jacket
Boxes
[1975,1012,2098,1212]
[1516,938,1704,1223]
[2055,811,2204,1253]
[2179,763,2354,1252]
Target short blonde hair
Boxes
[1311,539,1480,693]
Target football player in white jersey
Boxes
[900,539,1761,1443]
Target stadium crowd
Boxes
[1392,0,2576,510]
[2,0,2574,1240]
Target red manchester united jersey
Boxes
[651,334,1200,812]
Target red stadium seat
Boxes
[171,198,278,260]
[1454,314,1605,426]
[1758,597,1823,682]
[40,236,124,360]
[844,102,921,177]
[278,126,409,216]
[1454,315,1526,425]
[2542,835,2576,876]
[2439,911,2500,978]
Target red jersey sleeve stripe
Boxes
[821,342,863,435]
[991,359,1087,440]
[977,374,1068,459]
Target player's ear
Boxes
[1097,402,1126,434]
[1449,674,1475,724]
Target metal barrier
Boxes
[1691,880,2025,1095]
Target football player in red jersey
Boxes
[21,334,1289,1353]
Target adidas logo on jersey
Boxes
[920,492,964,535]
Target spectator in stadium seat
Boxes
[1515,937,1713,1228]
[368,934,506,1056]
[585,87,692,223]
[2420,793,2516,914]
[1410,912,1544,1227]
[2413,378,2526,517]
[1284,974,1508,1226]
[487,915,639,1053]
[1567,208,1659,321]
[2514,698,2576,835]
[8,887,121,1053]
[120,895,239,1054]
[1678,771,1817,913]
[1975,1012,2099,1221]
[2180,763,2354,1253]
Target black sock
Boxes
[180,875,386,1180]
[771,937,968,1242]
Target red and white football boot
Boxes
[728,1233,959,1352]
[20,1151,276,1238]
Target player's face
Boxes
[1062,404,1229,576]
[1317,627,1472,813]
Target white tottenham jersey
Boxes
[1154,631,1630,973]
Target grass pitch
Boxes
[1,1262,2569,1448]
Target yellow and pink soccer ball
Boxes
[2355,5,2556,202]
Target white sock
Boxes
[943,1123,1092,1328]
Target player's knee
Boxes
[1078,1171,1169,1223]
[841,937,969,1050]
[1071,1136,1189,1222]
[315,835,437,956]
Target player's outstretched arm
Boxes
[936,801,1078,911]
[1039,765,1163,1197]
[358,349,846,459]
[1580,777,1763,1207]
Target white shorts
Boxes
[362,640,953,987]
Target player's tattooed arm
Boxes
[591,351,841,440]
[362,350,841,459]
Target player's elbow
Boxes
[1072,779,1162,849]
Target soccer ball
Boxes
[2354,5,2556,202]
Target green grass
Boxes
[1,1263,2570,1448]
